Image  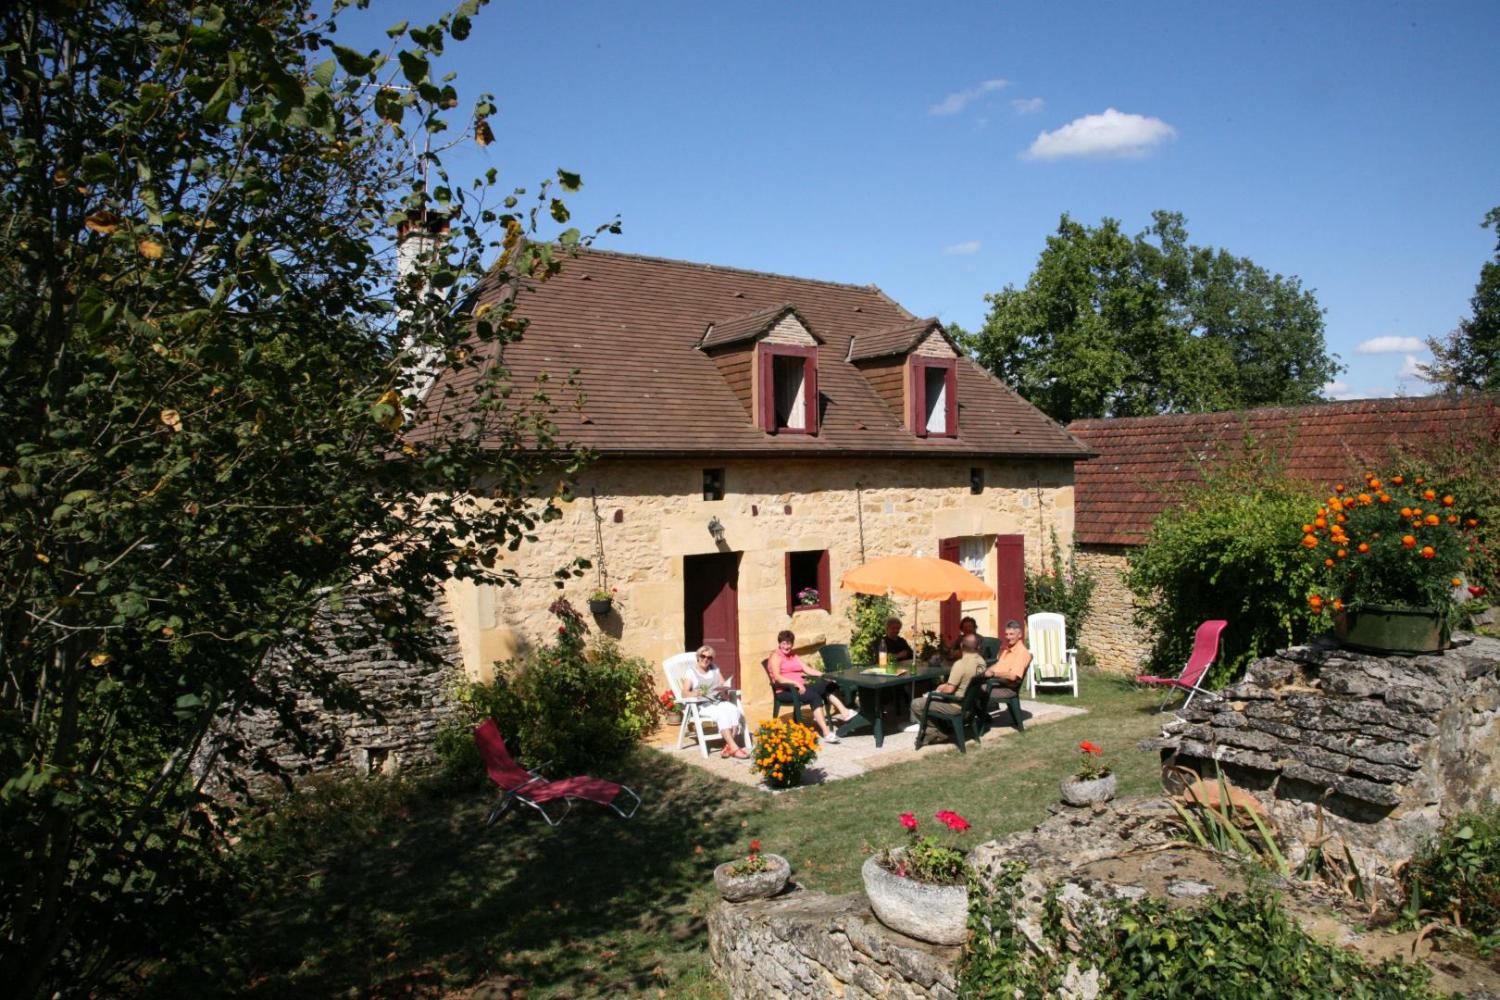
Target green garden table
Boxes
[824,665,948,747]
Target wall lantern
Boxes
[707,516,726,543]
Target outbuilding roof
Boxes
[422,247,1090,458]
[1067,395,1500,546]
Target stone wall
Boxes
[708,890,959,1000]
[1146,633,1500,866]
[226,596,461,779]
[1075,544,1152,674]
[445,455,1077,716]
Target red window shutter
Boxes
[910,362,927,438]
[817,550,830,609]
[803,353,819,435]
[784,550,794,614]
[759,348,776,433]
[995,535,1026,631]
[938,536,962,646]
[944,364,958,437]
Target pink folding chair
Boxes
[473,719,641,827]
[1135,620,1228,711]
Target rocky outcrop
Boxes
[708,890,960,1000]
[1144,633,1500,866]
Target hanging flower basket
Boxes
[588,586,617,616]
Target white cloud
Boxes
[1355,335,1425,354]
[929,79,1008,117]
[1023,108,1176,160]
[1398,354,1425,379]
[1010,97,1045,115]
[943,240,982,256]
[1323,380,1362,401]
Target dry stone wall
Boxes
[1075,544,1151,674]
[708,890,960,1000]
[1146,633,1500,865]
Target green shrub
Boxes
[439,599,659,774]
[962,863,1443,999]
[1394,431,1500,626]
[1024,528,1097,636]
[847,593,896,664]
[1125,457,1323,688]
[1403,806,1500,948]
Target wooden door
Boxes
[995,535,1026,634]
[938,536,963,647]
[684,552,741,685]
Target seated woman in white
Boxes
[686,645,749,759]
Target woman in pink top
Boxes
[767,629,850,742]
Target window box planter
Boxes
[860,850,968,945]
[1334,604,1447,655]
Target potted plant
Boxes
[1060,740,1116,806]
[861,810,972,945]
[795,586,821,608]
[1302,473,1478,653]
[658,689,682,727]
[713,839,791,902]
[749,717,819,789]
[588,585,616,616]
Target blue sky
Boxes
[348,1,1498,403]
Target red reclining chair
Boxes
[473,719,641,827]
[1136,620,1228,711]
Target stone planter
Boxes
[714,853,791,902]
[860,851,968,945]
[1060,772,1117,806]
[588,598,613,616]
[663,710,683,727]
[1334,604,1447,655]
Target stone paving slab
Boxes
[649,699,1088,791]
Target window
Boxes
[785,549,830,614]
[702,468,724,501]
[958,537,989,578]
[758,345,818,434]
[909,358,957,438]
[970,467,984,495]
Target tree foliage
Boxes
[1423,205,1500,392]
[0,1,610,994]
[969,211,1341,424]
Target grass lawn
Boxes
[145,671,1169,999]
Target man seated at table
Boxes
[879,617,914,663]
[984,619,1031,704]
[911,633,985,744]
[945,616,982,661]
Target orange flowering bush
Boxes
[1303,472,1478,617]
[750,717,819,788]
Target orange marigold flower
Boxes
[1301,534,1319,549]
[1402,535,1416,548]
[1337,514,1348,523]
[1425,514,1440,526]
[1448,515,1459,524]
[1420,546,1435,559]
[1334,484,1346,493]
[1308,594,1324,610]
[1400,507,1413,518]
[1302,523,1314,534]
[1467,518,1479,527]
[1452,577,1464,587]
[1313,517,1327,529]
[1333,598,1344,611]
[1413,507,1423,517]
[1358,542,1370,553]
[1378,493,1391,504]
[1336,549,1347,558]
[1442,495,1455,507]
[1324,558,1335,567]
[1422,488,1436,501]
[1368,478,1382,489]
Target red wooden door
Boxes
[995,535,1026,634]
[938,537,962,647]
[684,553,741,685]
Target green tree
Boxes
[969,211,1341,423]
[0,1,609,994]
[1423,206,1500,392]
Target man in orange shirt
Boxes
[984,619,1031,701]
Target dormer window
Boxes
[759,344,818,435]
[911,357,957,438]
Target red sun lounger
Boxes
[473,719,642,827]
[1136,620,1228,711]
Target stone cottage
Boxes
[1067,394,1500,674]
[420,247,1092,716]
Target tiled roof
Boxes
[700,303,816,350]
[847,319,941,362]
[1067,396,1500,546]
[421,248,1090,458]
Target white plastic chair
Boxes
[1026,612,1078,697]
[663,652,752,757]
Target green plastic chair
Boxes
[763,658,804,724]
[819,643,853,672]
[981,659,1030,734]
[915,673,989,754]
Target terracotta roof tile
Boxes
[846,318,940,361]
[700,303,814,349]
[1067,396,1500,546]
[421,248,1090,458]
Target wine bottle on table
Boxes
[877,637,888,668]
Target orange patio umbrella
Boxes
[840,556,994,602]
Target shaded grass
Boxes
[143,670,1167,999]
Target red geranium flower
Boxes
[935,810,971,832]
[1079,741,1102,755]
[749,839,761,854]
[898,811,918,831]
[1471,585,1488,598]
